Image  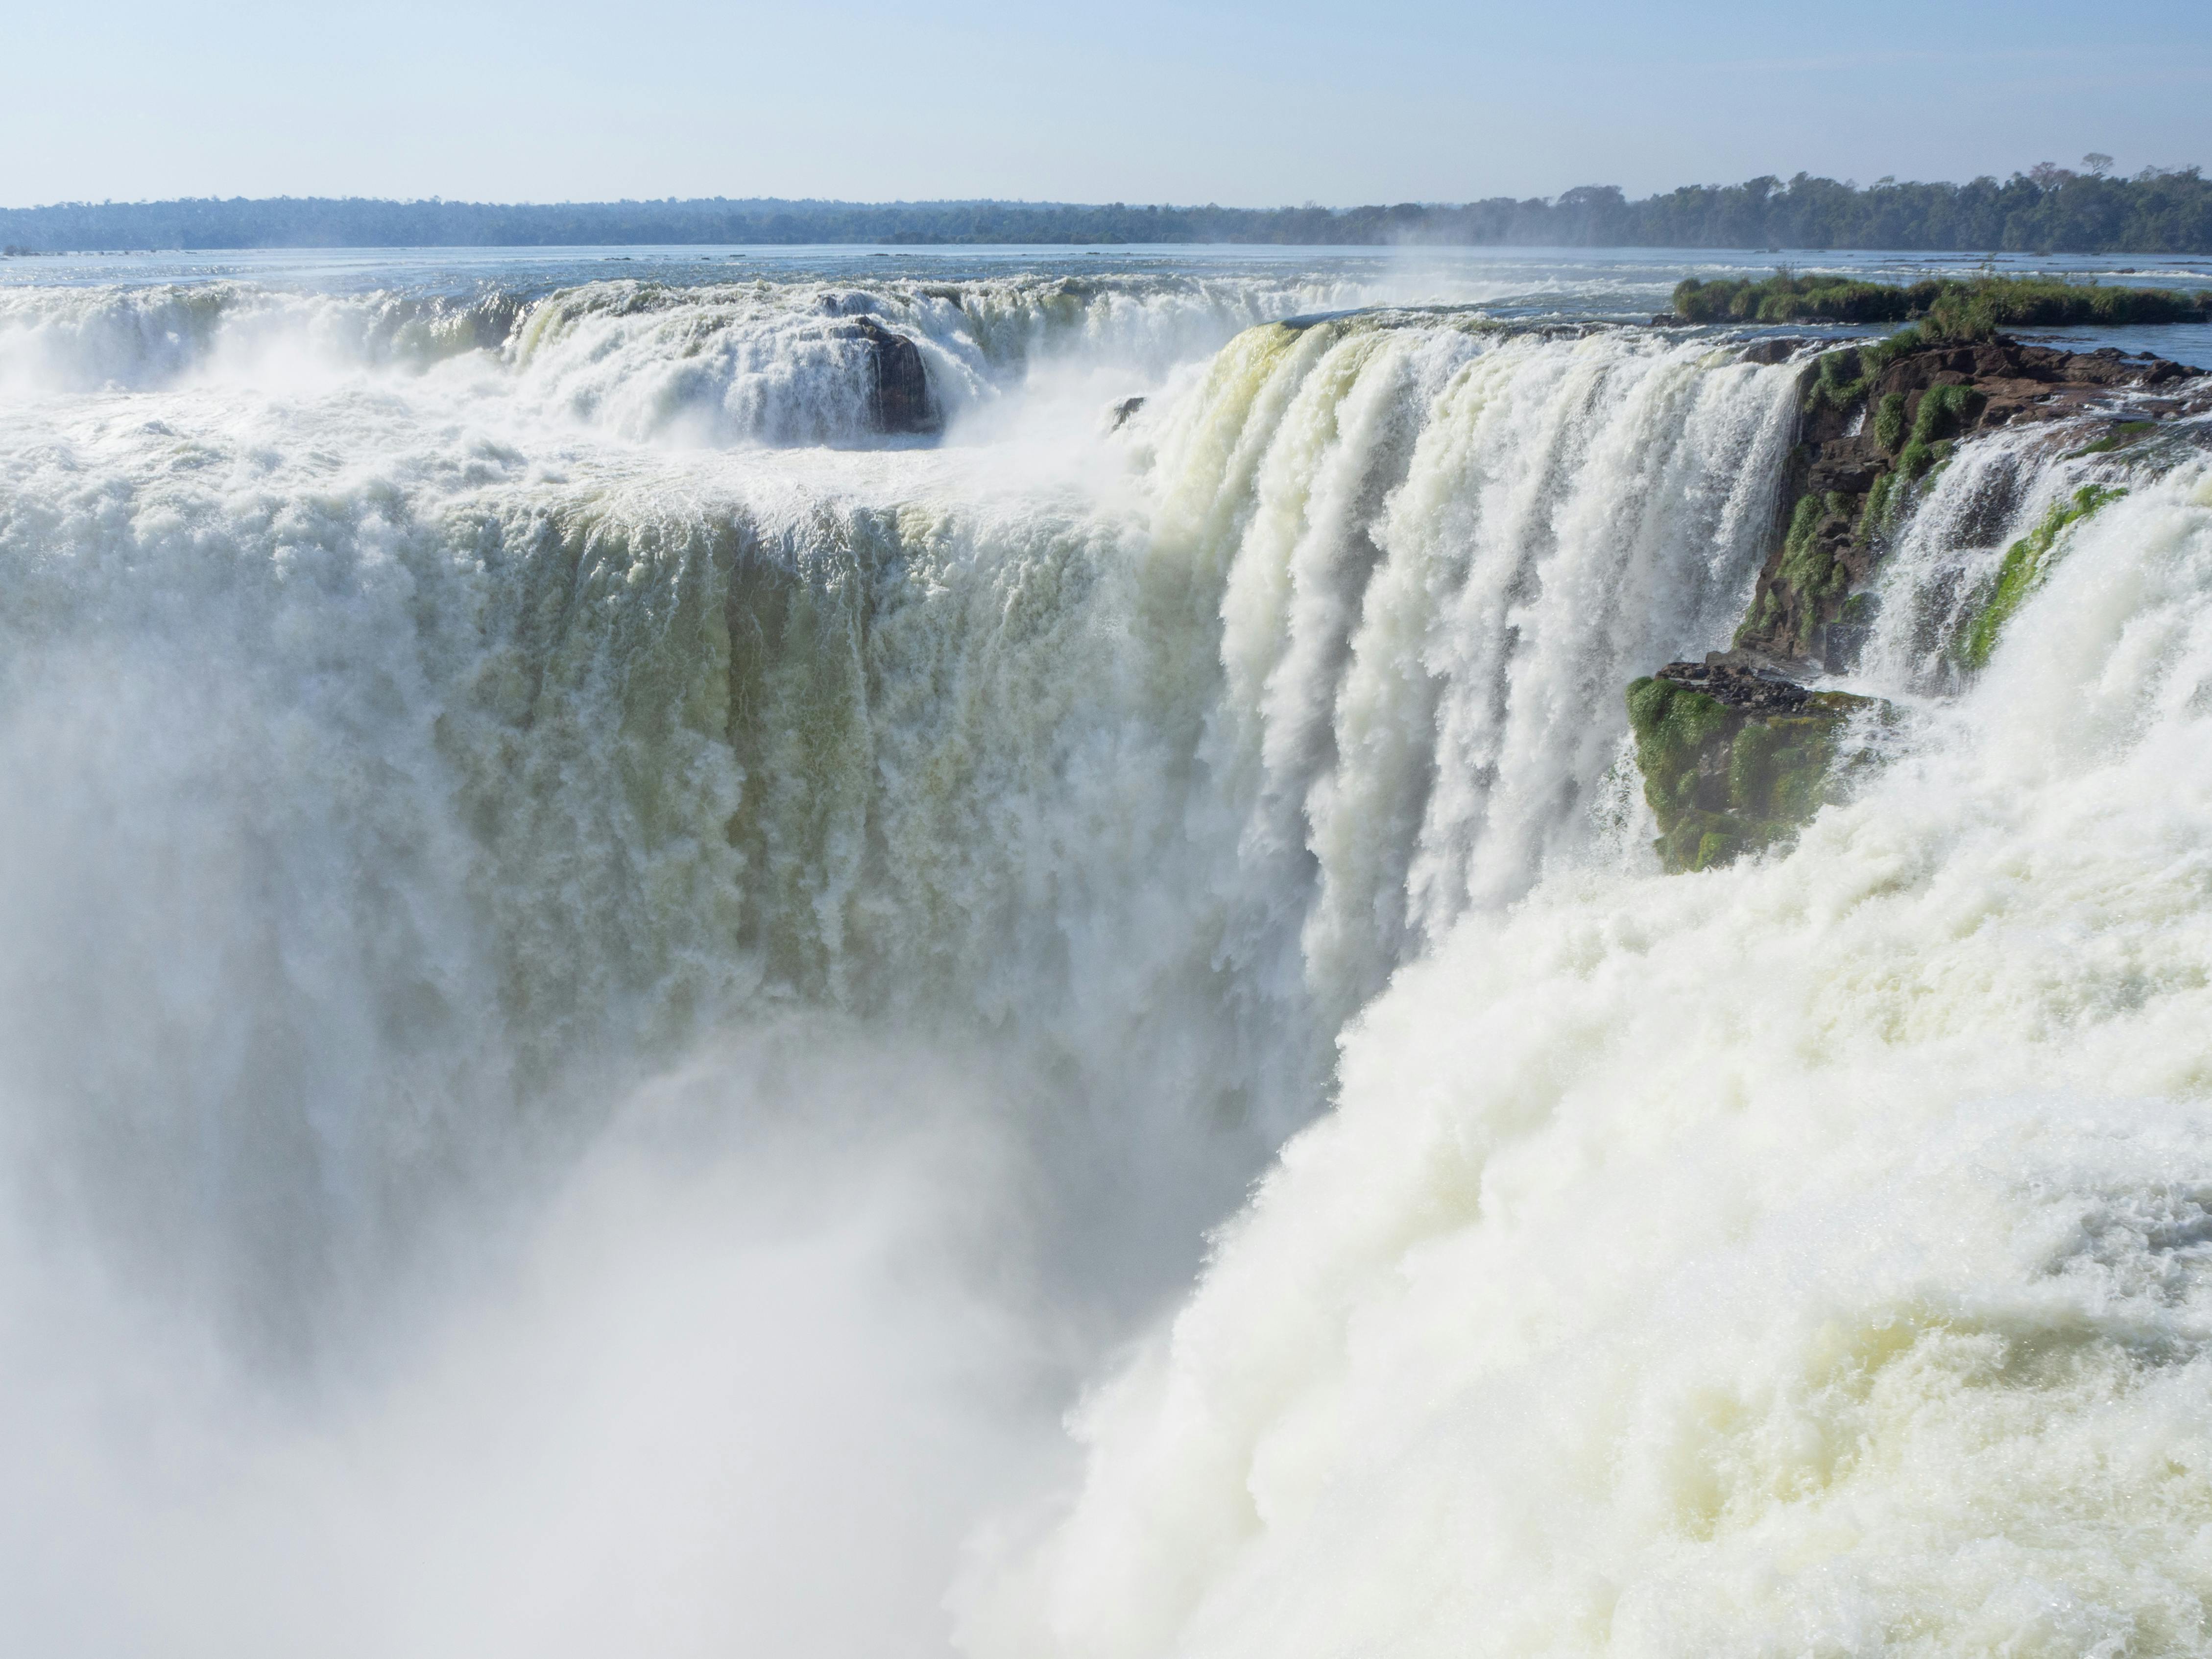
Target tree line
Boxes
[5,162,2208,254]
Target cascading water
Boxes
[970,459,2212,1659]
[2,246,2208,1658]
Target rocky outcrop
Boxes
[1626,659,1876,873]
[843,316,939,435]
[1625,331,2205,872]
[1734,335,2207,669]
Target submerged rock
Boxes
[1627,658,1877,872]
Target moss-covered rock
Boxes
[1627,663,1875,872]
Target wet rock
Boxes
[1112,395,1146,430]
[842,316,938,434]
[1654,656,1811,710]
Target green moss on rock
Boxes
[1957,484,2127,671]
[1858,471,1899,538]
[2066,419,2156,459]
[1792,491,1853,584]
[1893,383,1985,483]
[1627,673,1874,872]
[1805,346,1871,414]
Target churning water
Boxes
[3,244,2212,1657]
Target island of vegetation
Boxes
[1667,270,2212,330]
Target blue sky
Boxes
[5,0,2207,208]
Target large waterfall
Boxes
[2,250,2208,1657]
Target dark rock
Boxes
[1736,338,1804,365]
[1111,395,1146,430]
[1655,657,1811,711]
[842,316,938,434]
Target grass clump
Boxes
[1805,345,1869,412]
[1859,471,1900,537]
[1800,327,1926,415]
[1895,383,1985,481]
[1957,484,2127,670]
[1873,391,1908,452]
[1776,492,1850,602]
[1676,272,1915,326]
[1924,276,2210,338]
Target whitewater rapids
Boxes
[1,252,2210,1657]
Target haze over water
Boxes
[4,242,2212,1656]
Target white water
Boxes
[975,461,2212,1659]
[2,252,2208,1656]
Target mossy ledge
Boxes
[1627,662,1876,872]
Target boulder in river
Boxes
[1627,657,1879,872]
[841,316,939,435]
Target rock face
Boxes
[842,316,939,435]
[1734,335,2207,669]
[1626,659,1875,873]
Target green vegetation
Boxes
[1873,391,1909,452]
[4,163,2212,252]
[1801,330,1928,413]
[1674,271,2210,337]
[1859,472,1900,537]
[1805,347,1861,413]
[1776,492,1850,604]
[2067,419,2157,458]
[1896,383,1986,481]
[1676,272,1915,325]
[1626,676,1871,872]
[1805,344,1873,412]
[1957,484,2128,670]
[1922,275,2209,337]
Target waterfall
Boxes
[967,458,2212,1659]
[4,254,2207,1656]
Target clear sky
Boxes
[5,0,2208,210]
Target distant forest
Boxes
[5,164,2209,254]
